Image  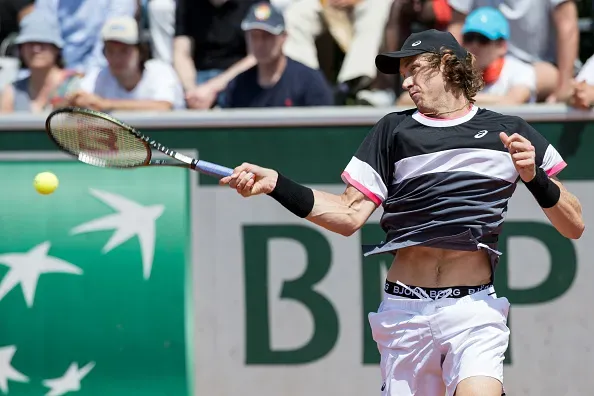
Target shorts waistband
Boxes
[384,279,494,300]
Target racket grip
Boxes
[194,160,234,178]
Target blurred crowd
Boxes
[0,0,593,112]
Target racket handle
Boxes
[194,160,234,178]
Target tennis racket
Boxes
[44,107,234,178]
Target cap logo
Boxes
[411,40,421,47]
[254,4,271,20]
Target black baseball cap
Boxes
[241,2,285,35]
[375,29,469,74]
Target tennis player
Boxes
[220,29,585,396]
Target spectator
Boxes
[0,0,34,49]
[0,0,34,88]
[568,54,594,109]
[0,10,83,112]
[282,0,393,102]
[173,0,260,110]
[224,2,334,108]
[447,0,579,103]
[357,0,453,106]
[34,0,137,72]
[143,0,176,63]
[398,7,536,106]
[65,16,184,112]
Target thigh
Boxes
[368,303,445,396]
[454,375,503,396]
[439,296,510,396]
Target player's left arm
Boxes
[500,121,585,239]
[544,176,584,239]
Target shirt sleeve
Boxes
[341,114,400,205]
[507,57,537,94]
[516,117,567,177]
[447,0,473,14]
[174,0,187,37]
[550,0,570,7]
[78,68,101,94]
[575,54,594,85]
[145,61,185,107]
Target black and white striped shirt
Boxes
[342,105,566,271]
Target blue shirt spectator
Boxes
[224,57,333,108]
[34,0,137,72]
[222,2,333,108]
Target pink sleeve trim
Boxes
[546,161,567,177]
[341,171,383,206]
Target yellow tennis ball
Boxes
[33,172,59,195]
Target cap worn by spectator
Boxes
[375,29,468,74]
[461,6,509,41]
[101,16,139,44]
[14,9,64,48]
[241,2,285,35]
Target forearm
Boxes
[104,99,173,111]
[555,9,579,90]
[268,173,374,237]
[542,180,584,239]
[306,190,366,236]
[173,51,197,91]
[209,55,257,91]
[474,93,526,105]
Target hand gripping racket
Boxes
[44,107,234,178]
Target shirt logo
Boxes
[474,130,488,138]
[411,40,422,47]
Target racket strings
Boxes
[47,112,150,167]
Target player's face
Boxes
[20,42,59,69]
[400,55,447,109]
[104,41,139,78]
[246,30,286,64]
[463,33,506,70]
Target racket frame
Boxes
[44,107,233,178]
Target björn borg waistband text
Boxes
[384,279,494,300]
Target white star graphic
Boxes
[0,242,83,308]
[0,345,28,393]
[42,362,95,396]
[70,189,164,279]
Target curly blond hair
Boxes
[425,48,484,103]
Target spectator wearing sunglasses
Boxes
[396,7,536,106]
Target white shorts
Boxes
[368,286,510,396]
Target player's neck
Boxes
[419,96,471,119]
[257,55,287,87]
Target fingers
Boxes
[508,141,534,153]
[501,133,532,152]
[218,162,257,195]
[235,170,254,190]
[511,151,535,162]
[514,158,535,168]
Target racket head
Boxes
[45,107,152,168]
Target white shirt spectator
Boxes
[575,54,594,85]
[448,0,569,64]
[80,59,185,109]
[482,55,537,102]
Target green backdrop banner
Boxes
[0,160,191,395]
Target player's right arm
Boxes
[221,165,377,236]
[220,114,399,236]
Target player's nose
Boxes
[402,76,413,91]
